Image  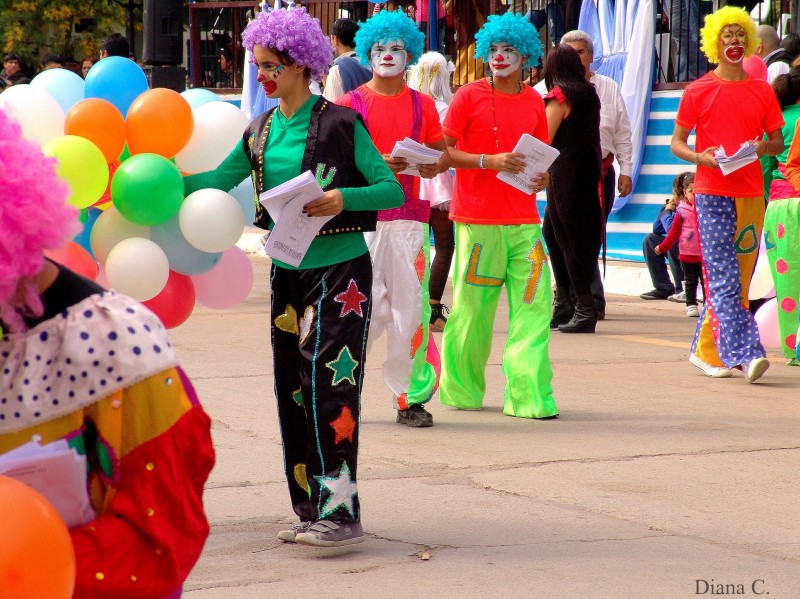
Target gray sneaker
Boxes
[295,520,364,547]
[277,521,312,543]
[396,404,434,427]
[668,290,686,303]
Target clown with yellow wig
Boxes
[671,6,784,383]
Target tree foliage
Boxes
[0,0,138,67]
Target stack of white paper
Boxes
[496,133,560,195]
[713,140,759,176]
[389,137,443,176]
[0,439,96,528]
[258,171,335,267]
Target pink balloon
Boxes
[191,247,253,309]
[744,55,768,80]
[754,298,780,349]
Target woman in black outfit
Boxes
[542,44,603,333]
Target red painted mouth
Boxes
[725,46,744,62]
[491,62,509,70]
[264,80,278,94]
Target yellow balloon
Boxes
[42,135,109,209]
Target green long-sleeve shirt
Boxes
[184,95,403,269]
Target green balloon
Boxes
[118,144,131,163]
[111,153,185,226]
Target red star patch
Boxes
[334,279,367,318]
[330,406,356,444]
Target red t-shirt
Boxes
[443,79,549,224]
[337,84,444,200]
[675,72,784,197]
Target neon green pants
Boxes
[764,198,800,361]
[440,223,558,418]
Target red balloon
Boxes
[142,270,196,329]
[0,476,76,598]
[44,241,99,281]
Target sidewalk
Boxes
[175,255,799,599]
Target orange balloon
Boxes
[64,98,126,163]
[126,88,194,159]
[0,476,76,598]
[45,241,99,281]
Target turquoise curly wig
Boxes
[354,10,425,67]
[475,12,543,69]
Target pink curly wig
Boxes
[0,111,79,334]
[241,8,333,82]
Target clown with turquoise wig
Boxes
[671,6,784,383]
[337,10,451,429]
[439,12,558,419]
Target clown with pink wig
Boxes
[0,110,214,595]
[183,6,404,546]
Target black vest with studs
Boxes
[243,96,377,236]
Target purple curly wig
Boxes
[242,8,334,82]
[0,111,79,334]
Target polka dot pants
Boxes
[691,194,766,368]
[764,198,800,361]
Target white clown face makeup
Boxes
[719,25,747,64]
[489,42,522,77]
[370,39,408,78]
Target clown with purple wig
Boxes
[183,6,404,546]
[0,111,214,595]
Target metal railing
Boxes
[186,0,800,91]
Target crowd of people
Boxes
[0,31,133,93]
[1,4,799,594]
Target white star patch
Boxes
[315,462,358,519]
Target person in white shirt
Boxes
[755,25,791,84]
[323,18,372,101]
[534,29,633,318]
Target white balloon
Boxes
[748,253,775,300]
[175,101,249,173]
[754,298,780,349]
[180,189,245,253]
[105,237,169,301]
[90,206,152,264]
[0,84,65,145]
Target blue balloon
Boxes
[229,178,256,225]
[73,207,102,258]
[30,68,85,114]
[84,57,149,117]
[151,214,222,275]
[180,88,222,109]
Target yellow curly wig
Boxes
[700,6,760,64]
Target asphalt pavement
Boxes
[174,255,800,599]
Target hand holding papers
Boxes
[259,171,335,267]
[713,139,759,176]
[389,137,444,176]
[496,133,560,195]
[0,439,96,528]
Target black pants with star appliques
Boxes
[271,252,372,524]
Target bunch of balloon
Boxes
[0,476,76,598]
[1,58,257,328]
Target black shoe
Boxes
[639,289,669,300]
[397,404,434,427]
[550,286,574,329]
[429,303,449,332]
[558,294,597,333]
